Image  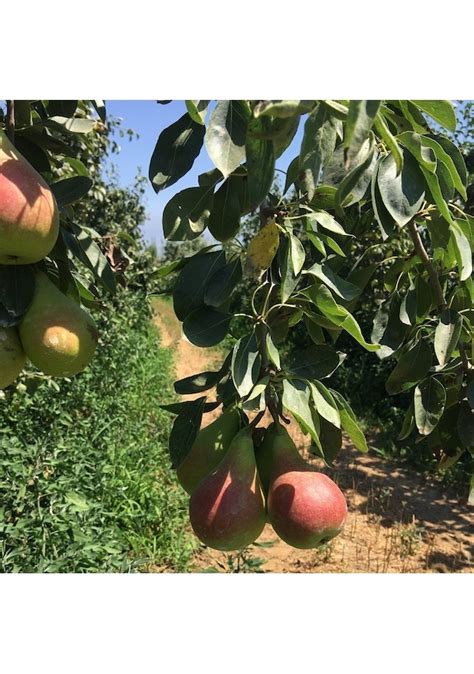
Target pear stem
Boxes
[6,101,15,143]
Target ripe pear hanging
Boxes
[189,426,266,551]
[0,130,59,264]
[19,272,99,377]
[0,327,27,389]
[177,408,241,494]
[261,423,347,549]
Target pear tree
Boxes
[150,100,473,509]
[0,99,472,517]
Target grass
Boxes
[0,294,196,572]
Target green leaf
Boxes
[50,177,93,205]
[185,100,209,125]
[318,233,346,257]
[371,159,396,240]
[429,134,467,188]
[289,344,342,380]
[420,165,454,225]
[283,155,300,194]
[308,210,349,236]
[149,113,205,193]
[47,101,78,118]
[374,112,403,174]
[420,136,467,200]
[309,381,341,428]
[289,233,306,275]
[205,100,250,178]
[344,100,381,164]
[273,116,300,159]
[231,332,262,397]
[399,275,432,326]
[162,186,213,242]
[91,99,106,121]
[266,332,281,369]
[0,266,35,327]
[306,230,326,257]
[308,283,380,351]
[62,224,116,294]
[168,396,208,468]
[254,100,315,118]
[434,309,462,366]
[48,116,96,133]
[208,176,241,242]
[282,379,319,443]
[246,116,275,209]
[414,377,446,435]
[386,339,432,395]
[397,131,437,172]
[335,137,375,214]
[279,235,299,303]
[377,149,425,226]
[198,167,224,187]
[331,390,369,452]
[204,257,242,308]
[411,100,456,132]
[305,315,325,344]
[183,306,231,347]
[313,415,342,464]
[62,156,90,177]
[450,220,472,281]
[174,353,231,395]
[305,262,360,301]
[299,104,338,201]
[172,250,226,321]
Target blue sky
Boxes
[104,100,304,250]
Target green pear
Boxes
[189,426,266,551]
[0,130,59,264]
[0,327,27,389]
[177,408,241,494]
[262,422,348,549]
[19,272,99,377]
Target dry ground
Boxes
[153,298,473,573]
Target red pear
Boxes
[189,427,266,551]
[0,130,59,264]
[263,423,347,549]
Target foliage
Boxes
[0,295,194,571]
[0,102,194,571]
[150,100,473,502]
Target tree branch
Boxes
[5,100,15,143]
[408,218,471,374]
[407,219,447,311]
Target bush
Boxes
[0,288,195,572]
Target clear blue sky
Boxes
[104,100,304,250]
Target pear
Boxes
[0,129,59,264]
[189,427,266,551]
[0,327,27,389]
[177,408,241,494]
[19,272,99,377]
[263,423,347,549]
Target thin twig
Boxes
[6,100,15,143]
[407,219,447,311]
[408,218,470,374]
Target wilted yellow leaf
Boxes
[245,220,280,278]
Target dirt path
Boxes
[153,298,473,573]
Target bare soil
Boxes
[153,298,473,573]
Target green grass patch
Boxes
[0,293,195,572]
